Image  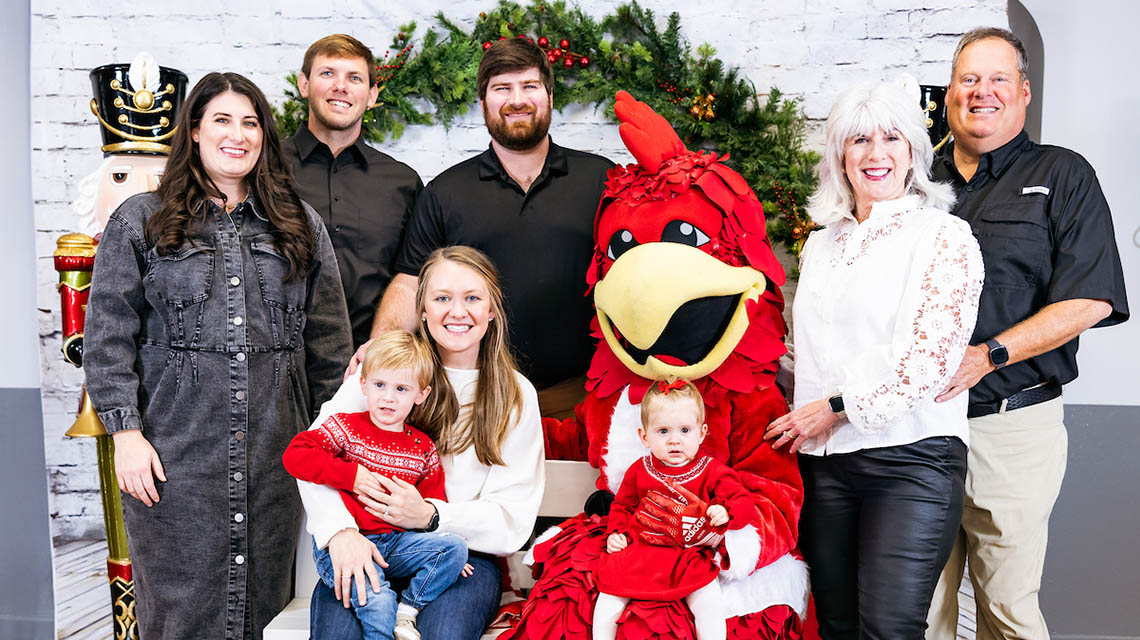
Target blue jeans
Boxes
[311,551,502,640]
[312,531,468,640]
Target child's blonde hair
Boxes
[361,330,436,389]
[640,379,706,426]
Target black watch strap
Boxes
[425,504,440,531]
[984,339,1009,368]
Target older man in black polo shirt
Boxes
[375,38,613,408]
[926,28,1129,640]
[284,34,423,348]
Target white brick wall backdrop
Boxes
[33,0,1006,541]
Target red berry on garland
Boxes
[563,57,574,69]
[483,41,493,50]
[579,56,589,67]
[559,38,570,49]
[551,48,562,58]
[538,36,549,47]
[499,36,506,40]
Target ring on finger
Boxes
[784,431,796,439]
[382,506,391,517]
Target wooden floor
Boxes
[55,539,978,639]
[54,540,125,640]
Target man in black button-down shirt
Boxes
[375,38,613,399]
[284,35,423,348]
[927,28,1128,639]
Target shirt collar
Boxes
[833,194,921,228]
[476,136,568,182]
[983,130,1030,179]
[867,193,922,218]
[293,122,369,167]
[940,130,1030,183]
[245,192,269,221]
[207,191,268,221]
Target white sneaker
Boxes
[394,613,420,640]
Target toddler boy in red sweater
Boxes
[284,330,469,640]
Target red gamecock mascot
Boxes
[505,91,808,640]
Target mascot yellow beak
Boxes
[594,242,767,381]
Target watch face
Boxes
[987,340,1009,366]
[828,394,845,413]
[991,347,1009,365]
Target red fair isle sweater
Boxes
[283,411,445,535]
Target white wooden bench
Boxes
[265,460,600,639]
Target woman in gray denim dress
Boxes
[83,72,352,640]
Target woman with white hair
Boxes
[763,78,984,638]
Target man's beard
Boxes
[483,101,552,151]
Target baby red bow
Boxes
[656,379,688,395]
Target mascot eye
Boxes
[111,172,129,184]
[607,229,639,260]
[661,220,711,248]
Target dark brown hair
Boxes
[476,38,553,100]
[303,34,377,86]
[145,72,313,280]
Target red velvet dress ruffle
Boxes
[503,514,801,640]
[596,455,753,601]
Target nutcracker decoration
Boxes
[919,84,951,151]
[56,51,186,640]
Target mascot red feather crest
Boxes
[507,91,808,640]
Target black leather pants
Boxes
[799,436,967,640]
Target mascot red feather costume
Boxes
[506,91,808,640]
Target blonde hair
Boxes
[412,246,522,466]
[361,330,436,389]
[640,380,706,427]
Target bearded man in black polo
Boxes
[926,27,1128,640]
[284,34,423,348]
[375,38,614,411]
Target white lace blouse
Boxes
[793,195,984,456]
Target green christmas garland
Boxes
[274,1,820,255]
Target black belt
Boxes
[967,381,1062,419]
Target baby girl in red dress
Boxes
[593,380,758,640]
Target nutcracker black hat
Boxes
[89,52,188,155]
[920,84,951,151]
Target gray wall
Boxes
[1045,405,1140,638]
[0,0,56,637]
[1018,2,1139,637]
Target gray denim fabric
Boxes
[84,192,352,639]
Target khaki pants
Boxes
[926,397,1067,640]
